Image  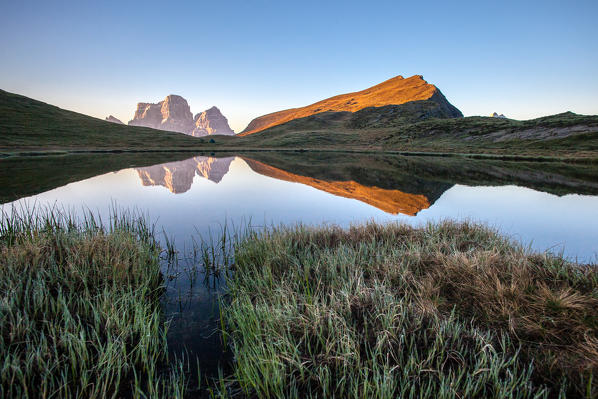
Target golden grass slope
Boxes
[239,75,441,136]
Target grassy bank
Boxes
[0,209,187,398]
[223,221,598,398]
[235,111,598,159]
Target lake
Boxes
[1,152,597,380]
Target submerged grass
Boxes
[0,207,188,398]
[223,221,598,398]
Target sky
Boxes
[1,0,597,132]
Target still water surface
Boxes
[1,152,597,378]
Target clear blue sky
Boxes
[1,0,597,132]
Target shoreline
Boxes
[2,147,597,164]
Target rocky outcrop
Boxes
[105,115,124,124]
[491,112,506,118]
[129,103,160,128]
[136,156,234,193]
[127,96,234,136]
[192,106,234,136]
[128,95,195,134]
[239,75,463,136]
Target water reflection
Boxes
[2,153,598,260]
[244,158,434,215]
[136,156,234,193]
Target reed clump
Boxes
[224,221,598,398]
[0,209,186,398]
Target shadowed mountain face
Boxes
[136,156,234,193]
[240,75,462,136]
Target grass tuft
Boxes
[0,207,187,398]
[222,221,598,398]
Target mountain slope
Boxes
[0,89,234,151]
[105,115,124,124]
[236,109,598,158]
[239,75,462,136]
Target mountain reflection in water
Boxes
[127,152,598,219]
[136,156,234,193]
[243,158,432,215]
[133,155,447,215]
[1,152,597,262]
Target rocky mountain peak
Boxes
[240,74,461,136]
[127,95,233,136]
[159,95,195,133]
[192,106,234,137]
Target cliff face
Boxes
[192,106,235,137]
[128,95,195,134]
[159,95,195,133]
[239,75,462,136]
[136,156,234,193]
[127,95,235,136]
[129,102,164,129]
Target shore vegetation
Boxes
[223,221,598,398]
[0,208,187,398]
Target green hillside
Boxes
[2,88,598,160]
[237,106,598,158]
[0,89,233,152]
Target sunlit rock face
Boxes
[192,106,234,137]
[129,102,167,129]
[105,115,124,124]
[127,96,234,136]
[136,156,234,193]
[128,95,195,134]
